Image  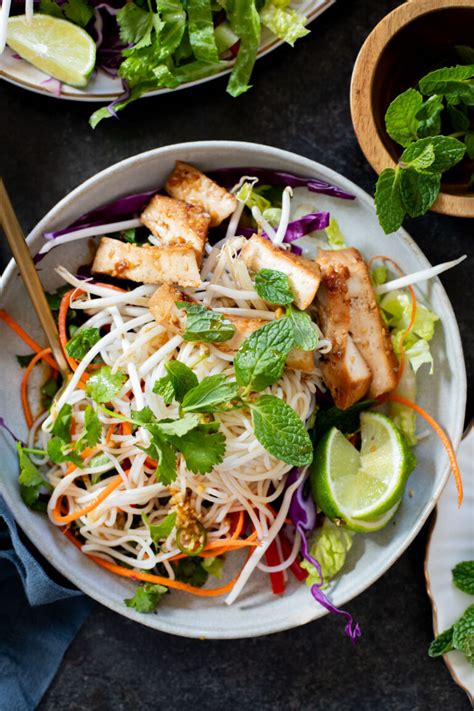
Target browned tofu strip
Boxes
[91,237,201,288]
[241,234,321,310]
[149,286,315,373]
[140,194,210,262]
[317,248,398,398]
[315,265,372,409]
[165,161,237,227]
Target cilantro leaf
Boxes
[142,511,177,544]
[374,168,405,235]
[170,426,226,474]
[174,557,208,587]
[254,269,295,305]
[453,561,474,595]
[131,406,157,425]
[51,403,72,442]
[151,413,200,437]
[187,0,219,63]
[47,438,83,467]
[385,88,423,147]
[234,318,295,391]
[428,626,454,657]
[17,442,51,509]
[65,327,101,360]
[419,64,474,102]
[399,170,440,218]
[452,604,474,664]
[286,305,318,351]
[86,366,126,403]
[124,583,168,613]
[177,302,236,343]
[63,0,94,27]
[249,394,313,466]
[117,2,154,45]
[41,377,59,410]
[153,361,199,404]
[416,95,444,138]
[143,434,177,486]
[401,136,466,175]
[312,400,375,442]
[181,374,240,413]
[81,406,101,448]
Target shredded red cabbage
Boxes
[239,211,330,243]
[43,188,158,240]
[287,470,361,643]
[0,417,20,443]
[210,168,355,200]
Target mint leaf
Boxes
[65,327,101,360]
[125,583,168,613]
[465,133,474,160]
[416,95,444,138]
[249,394,313,466]
[428,626,454,657]
[447,103,470,132]
[401,136,466,174]
[177,302,236,343]
[401,143,435,171]
[234,318,295,391]
[286,305,318,351]
[51,403,72,442]
[117,2,154,44]
[170,426,226,474]
[17,442,51,509]
[165,361,199,402]
[452,604,474,664]
[151,413,200,438]
[142,511,176,544]
[181,374,240,413]
[400,169,440,218]
[39,0,63,17]
[374,168,405,235]
[63,0,93,26]
[419,64,474,102]
[254,269,295,305]
[453,561,474,595]
[86,366,126,403]
[187,0,219,63]
[385,88,423,147]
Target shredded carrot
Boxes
[368,255,417,382]
[52,474,123,524]
[0,310,59,370]
[385,394,463,507]
[20,347,53,427]
[58,289,82,371]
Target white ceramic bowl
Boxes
[0,0,333,102]
[0,141,466,639]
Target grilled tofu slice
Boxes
[165,161,237,227]
[315,264,372,409]
[149,286,315,373]
[241,234,321,310]
[92,237,202,288]
[140,194,210,261]
[317,248,398,398]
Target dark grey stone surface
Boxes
[0,1,472,709]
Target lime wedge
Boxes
[7,14,96,87]
[343,500,401,533]
[311,411,415,530]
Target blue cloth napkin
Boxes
[0,497,92,711]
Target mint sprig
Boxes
[177,302,236,343]
[375,63,472,234]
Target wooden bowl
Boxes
[350,0,474,218]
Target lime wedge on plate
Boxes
[7,14,96,87]
[311,411,415,530]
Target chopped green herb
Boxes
[17,442,51,509]
[177,302,236,343]
[285,305,318,351]
[181,374,239,413]
[254,268,294,305]
[234,318,294,392]
[142,511,177,545]
[124,583,168,613]
[453,561,474,595]
[249,394,313,466]
[65,327,101,360]
[86,366,126,403]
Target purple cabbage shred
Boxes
[0,417,20,443]
[210,168,355,200]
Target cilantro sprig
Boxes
[375,63,473,234]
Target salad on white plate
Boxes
[0,161,466,640]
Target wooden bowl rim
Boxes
[350,0,474,218]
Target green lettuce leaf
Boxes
[226,0,261,97]
[260,1,309,47]
[300,519,354,586]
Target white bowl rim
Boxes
[0,140,467,638]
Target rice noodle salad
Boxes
[2,162,465,637]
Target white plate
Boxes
[0,140,467,639]
[0,0,333,101]
[425,427,474,703]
